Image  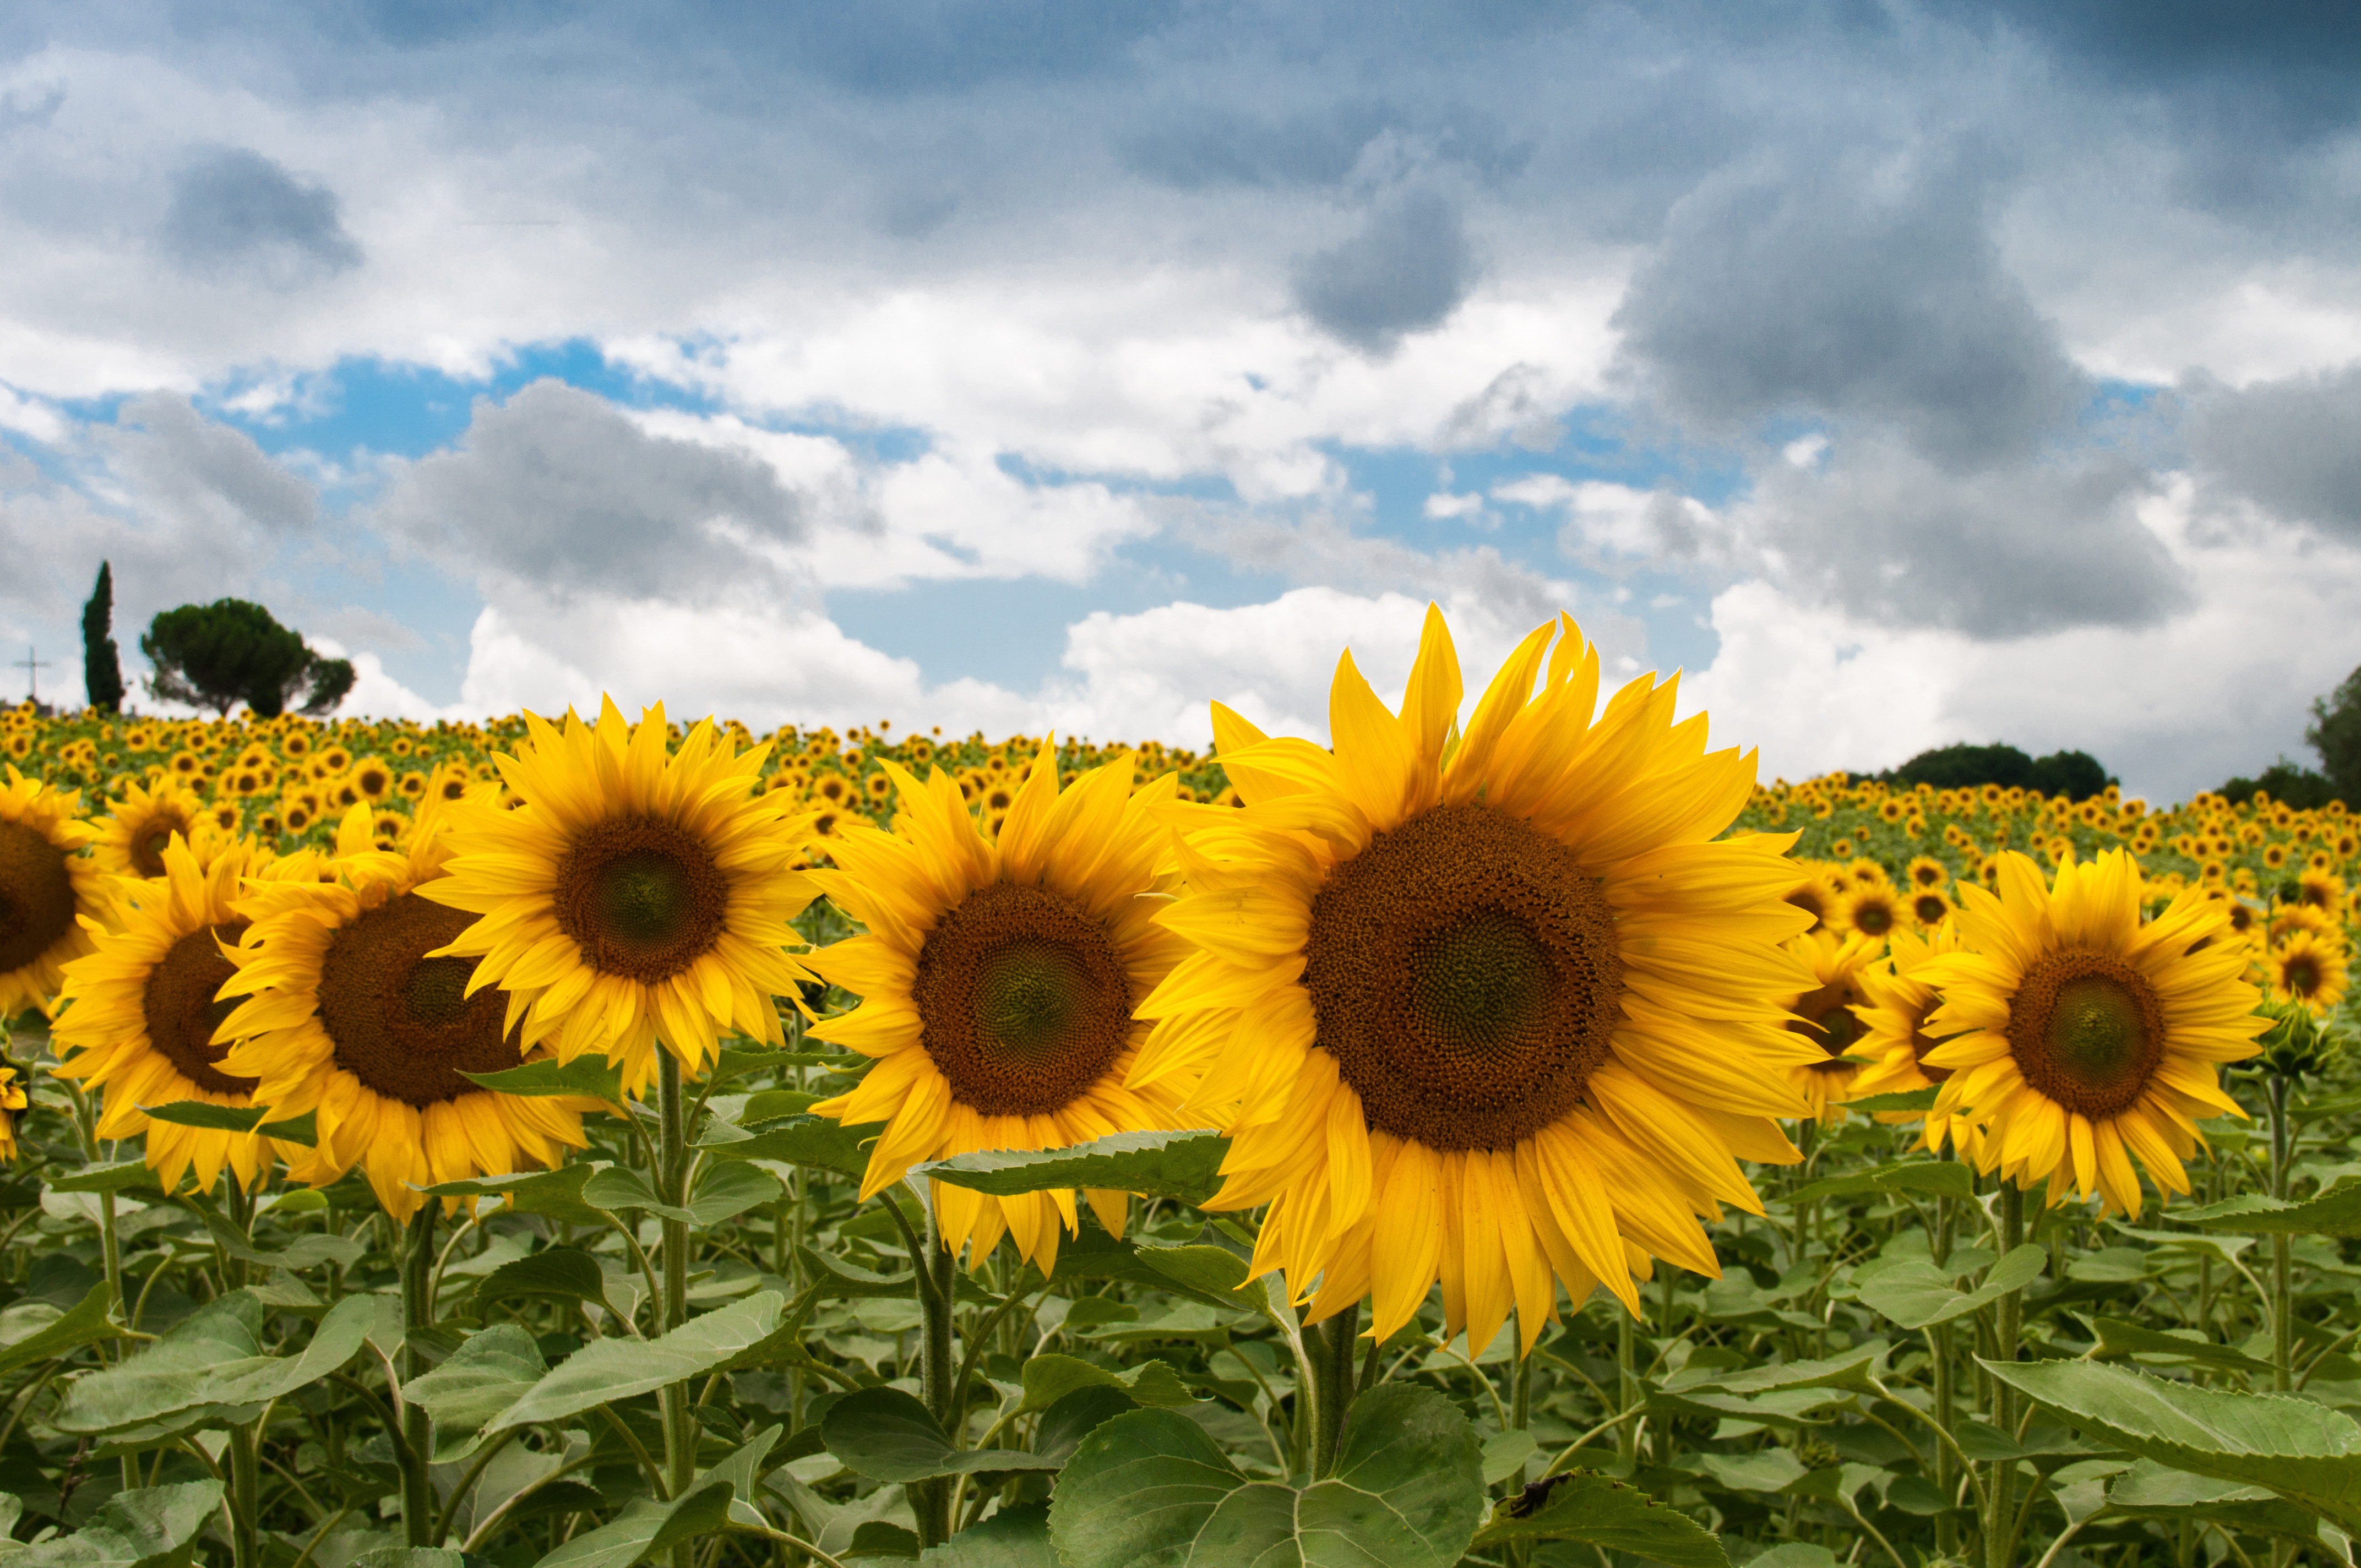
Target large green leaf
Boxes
[1469,1470,1728,1566]
[1661,1344,1885,1399]
[417,1166,613,1228]
[474,1250,609,1315]
[1842,1087,1940,1114]
[531,1425,781,1568]
[695,1114,880,1177]
[1016,1354,1199,1412]
[2080,1314,2275,1375]
[1856,1244,2045,1330]
[687,1162,783,1226]
[1984,1355,2361,1531]
[197,1207,365,1272]
[486,1291,785,1433]
[821,1387,1060,1483]
[1047,1381,1482,1568]
[0,1480,222,1568]
[2182,1178,2361,1238]
[402,1325,547,1462]
[916,1505,1053,1568]
[1791,1158,1972,1205]
[0,1281,129,1379]
[53,1292,374,1437]
[2103,1460,2337,1547]
[914,1130,1230,1205]
[136,1101,273,1133]
[461,1058,627,1102]
[45,1162,163,1196]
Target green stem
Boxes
[655,1050,697,1568]
[1986,1181,2025,1568]
[1308,1303,1362,1481]
[912,1185,958,1548]
[1615,1304,1639,1467]
[229,1417,261,1568]
[399,1205,437,1547]
[1933,1162,1959,1560]
[2269,1072,2294,1393]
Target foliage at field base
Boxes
[2,693,2358,1567]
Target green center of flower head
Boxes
[971,939,1096,1059]
[402,955,478,1030]
[596,849,696,949]
[2046,976,2150,1084]
[1407,906,1555,1054]
[2011,949,2167,1118]
[914,883,1135,1117]
[556,817,728,983]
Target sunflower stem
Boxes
[229,1415,262,1568]
[1615,1305,1639,1467]
[1307,1303,1360,1482]
[2268,1071,2295,1393]
[1985,1179,2025,1568]
[1932,1164,1959,1560]
[398,1203,437,1547]
[655,1049,697,1566]
[912,1183,958,1548]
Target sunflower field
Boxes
[0,609,2355,1568]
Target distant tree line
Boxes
[1838,742,2118,802]
[2217,665,2361,810]
[75,562,354,718]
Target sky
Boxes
[3,2,2360,803]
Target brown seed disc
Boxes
[1303,804,1623,1152]
[0,820,76,974]
[132,810,192,879]
[554,815,729,983]
[1787,976,1869,1074]
[1904,999,1954,1084]
[141,921,259,1096]
[913,882,1133,1117]
[1849,894,1897,938]
[318,892,523,1107]
[2006,948,2167,1119]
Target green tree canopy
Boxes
[139,599,356,718]
[80,562,124,714]
[2306,664,2361,807]
[1876,742,2117,802]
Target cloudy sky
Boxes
[3,2,2358,801]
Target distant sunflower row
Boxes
[0,610,2275,1354]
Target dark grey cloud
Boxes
[1291,188,1475,353]
[1614,151,2087,470]
[1753,435,2185,636]
[102,393,318,532]
[2188,367,2361,535]
[369,379,806,599]
[159,148,362,284]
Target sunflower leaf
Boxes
[2181,1177,2361,1237]
[578,1167,691,1224]
[1983,1355,2361,1532]
[2080,1313,2277,1374]
[485,1291,785,1433]
[820,1387,1060,1483]
[135,1102,271,1133]
[0,1280,131,1379]
[254,1109,317,1147]
[417,1165,616,1229]
[53,1292,375,1439]
[913,1504,1054,1568]
[1791,1159,1973,1204]
[0,1479,224,1568]
[913,1130,1229,1205]
[1046,1382,1482,1568]
[1857,1244,2044,1330]
[195,1207,365,1272]
[45,1161,164,1195]
[530,1425,783,1568]
[460,1058,627,1103]
[1472,1468,1729,1564]
[402,1325,546,1462]
[687,1162,783,1227]
[2104,1460,2342,1547]
[1843,1087,1941,1114]
[1016,1353,1201,1412]
[472,1249,608,1315]
[695,1115,879,1178]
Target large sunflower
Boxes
[1134,607,1821,1357]
[53,833,282,1193]
[1779,928,1886,1123]
[2267,928,2347,1015]
[90,776,209,887]
[418,699,819,1090]
[1845,922,1980,1159]
[1,767,108,1020]
[1921,849,2266,1218]
[804,752,1190,1273]
[217,802,590,1220]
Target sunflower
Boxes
[1780,928,1886,1123]
[1921,850,2265,1218]
[1134,607,1820,1357]
[53,834,281,1193]
[1840,883,1902,940]
[91,776,209,884]
[2268,929,2348,1014]
[217,802,591,1220]
[1845,923,1979,1158]
[1,768,109,1020]
[1907,886,1955,930]
[416,699,818,1089]
[2297,867,2346,913]
[0,1061,23,1161]
[1906,856,1949,890]
[803,751,1191,1272]
[1784,864,1845,933]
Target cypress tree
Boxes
[81,562,125,713]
